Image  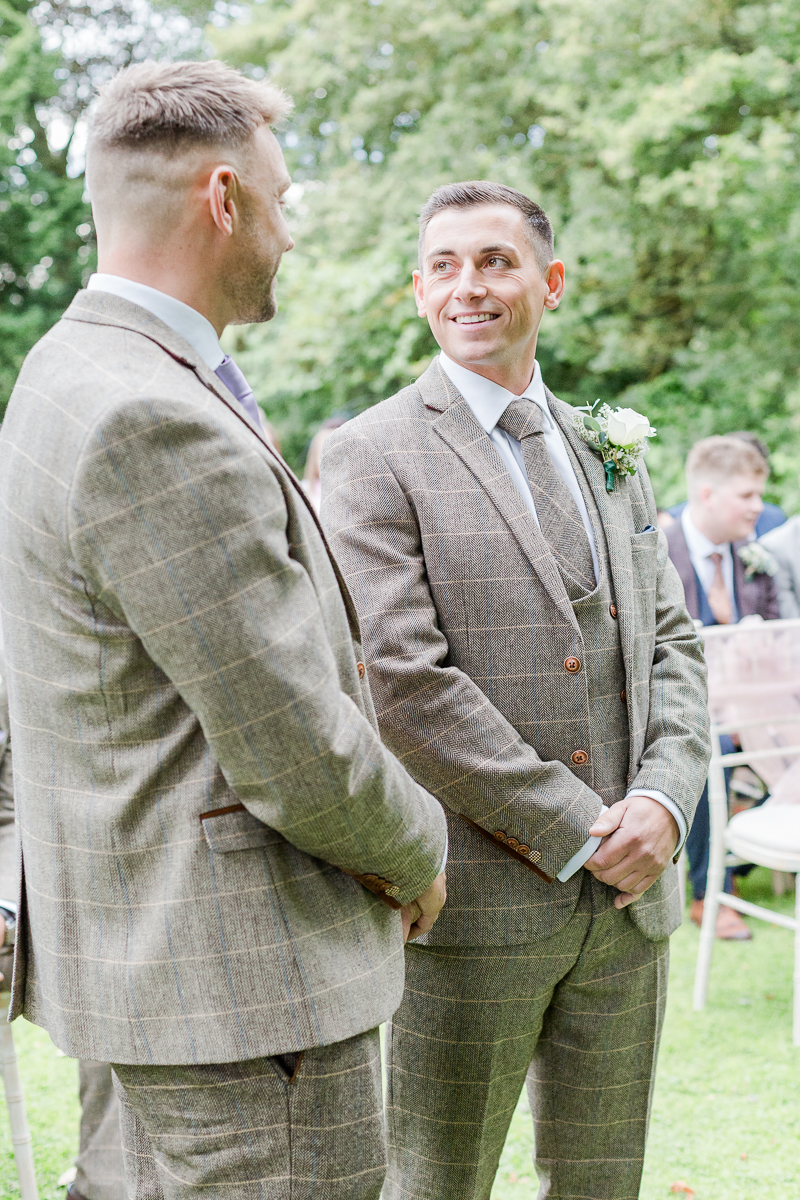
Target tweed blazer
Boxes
[666,521,780,622]
[758,516,800,620]
[321,359,709,944]
[0,291,447,1064]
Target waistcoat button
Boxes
[609,604,618,619]
[356,662,366,679]
[620,689,626,703]
[571,749,589,766]
[565,657,581,673]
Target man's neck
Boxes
[96,253,230,338]
[686,504,729,547]
[444,350,537,397]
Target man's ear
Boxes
[543,260,566,310]
[208,165,239,236]
[412,270,427,318]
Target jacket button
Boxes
[620,689,626,703]
[529,849,542,862]
[518,844,530,856]
[356,662,366,679]
[494,830,507,842]
[506,837,519,850]
[565,657,581,673]
[609,604,618,619]
[571,749,589,766]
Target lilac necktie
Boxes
[214,355,262,430]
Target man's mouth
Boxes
[452,313,500,325]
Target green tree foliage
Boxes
[215,0,800,505]
[0,0,206,418]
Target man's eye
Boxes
[433,261,451,272]
[486,256,506,268]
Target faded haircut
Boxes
[90,60,292,154]
[418,181,554,270]
[686,435,769,496]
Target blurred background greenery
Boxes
[3,0,800,505]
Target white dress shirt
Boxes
[87,275,225,371]
[438,353,686,878]
[681,506,738,622]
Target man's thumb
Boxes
[588,804,623,838]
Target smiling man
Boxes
[321,181,710,1200]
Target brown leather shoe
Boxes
[689,898,752,940]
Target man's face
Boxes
[700,473,765,543]
[412,203,563,376]
[228,125,294,325]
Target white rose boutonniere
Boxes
[738,543,778,581]
[573,399,657,492]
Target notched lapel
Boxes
[549,393,638,682]
[418,361,579,630]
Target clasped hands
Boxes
[401,872,447,942]
[584,795,679,909]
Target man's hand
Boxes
[401,872,446,942]
[584,796,679,909]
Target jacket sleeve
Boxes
[625,470,710,825]
[66,398,447,906]
[320,424,602,884]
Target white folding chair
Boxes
[1,1002,39,1200]
[692,618,800,1045]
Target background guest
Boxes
[668,431,786,538]
[759,477,800,618]
[666,435,779,940]
[301,416,347,511]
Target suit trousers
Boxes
[385,873,669,1200]
[75,1061,126,1200]
[111,1029,385,1200]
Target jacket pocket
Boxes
[199,803,280,853]
[630,528,659,637]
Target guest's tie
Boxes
[707,551,732,625]
[496,399,595,599]
[214,355,262,429]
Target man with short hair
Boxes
[667,432,786,537]
[0,61,447,1199]
[321,181,709,1200]
[666,435,779,938]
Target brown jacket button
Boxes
[357,662,366,679]
[529,849,542,862]
[494,830,507,842]
[609,604,618,619]
[620,689,626,703]
[571,749,589,766]
[506,837,519,850]
[518,844,530,856]
[565,657,581,673]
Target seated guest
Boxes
[668,431,786,537]
[666,435,779,939]
[760,478,800,618]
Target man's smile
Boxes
[451,312,500,324]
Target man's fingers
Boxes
[614,878,657,908]
[401,902,422,943]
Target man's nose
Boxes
[454,263,487,300]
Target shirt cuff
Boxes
[556,808,607,882]
[437,833,448,876]
[625,789,687,856]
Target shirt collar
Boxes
[681,506,729,560]
[438,352,552,435]
[87,275,225,371]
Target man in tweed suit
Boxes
[0,62,447,1199]
[321,182,710,1200]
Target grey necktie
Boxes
[214,355,263,430]
[496,398,596,599]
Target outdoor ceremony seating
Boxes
[693,616,800,1045]
[0,903,38,1199]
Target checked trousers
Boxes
[384,873,669,1200]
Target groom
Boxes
[321,181,710,1199]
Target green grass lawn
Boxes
[0,868,797,1199]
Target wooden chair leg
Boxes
[0,1006,39,1200]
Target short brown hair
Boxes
[90,60,292,153]
[686,435,769,494]
[418,181,554,269]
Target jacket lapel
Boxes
[548,392,638,680]
[418,361,579,630]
